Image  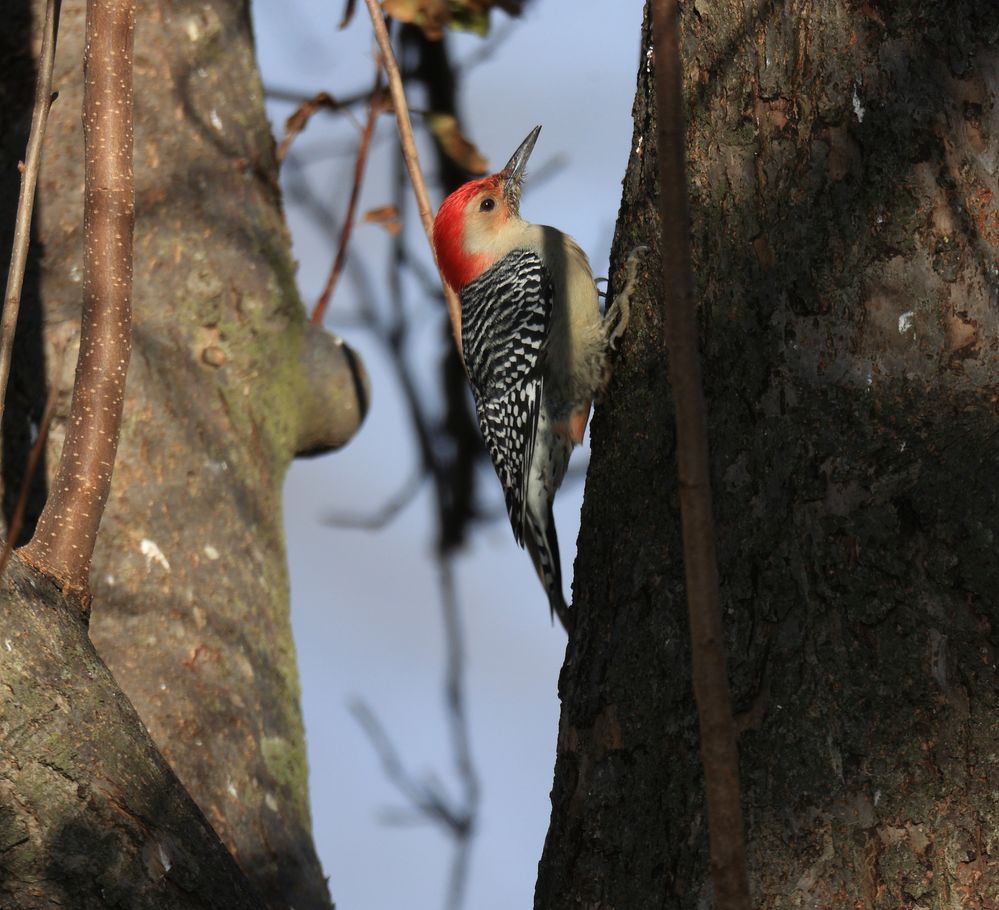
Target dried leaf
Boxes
[382,0,449,40]
[425,114,488,175]
[448,0,524,34]
[364,204,403,236]
[284,92,339,134]
[277,92,341,164]
[448,2,490,35]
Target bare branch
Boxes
[0,0,62,426]
[454,18,518,75]
[275,91,343,164]
[399,239,447,302]
[289,30,484,904]
[349,700,471,834]
[349,554,478,910]
[652,1,750,907]
[311,70,384,326]
[338,0,358,29]
[437,554,479,910]
[0,346,64,581]
[323,468,425,530]
[362,0,464,358]
[20,0,136,602]
[265,81,409,112]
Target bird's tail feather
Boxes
[525,505,571,633]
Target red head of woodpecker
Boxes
[431,126,636,632]
[433,125,540,294]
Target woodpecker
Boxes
[432,125,639,631]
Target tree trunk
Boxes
[1,1,365,906]
[0,558,267,910]
[537,1,999,907]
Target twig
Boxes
[20,0,136,602]
[338,0,357,28]
[347,558,478,910]
[0,0,62,427]
[265,81,411,112]
[652,1,750,908]
[454,18,518,75]
[398,24,482,553]
[0,349,63,581]
[362,0,464,357]
[342,150,480,910]
[437,553,479,910]
[399,241,446,303]
[311,69,384,325]
[350,700,473,837]
[323,468,425,530]
[275,92,342,164]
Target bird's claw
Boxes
[605,245,646,352]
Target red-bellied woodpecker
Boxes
[432,125,640,632]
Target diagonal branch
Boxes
[20,0,136,604]
[0,349,62,581]
[0,0,62,426]
[362,0,464,357]
[311,68,384,326]
[652,0,750,907]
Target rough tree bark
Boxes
[538,1,999,908]
[0,558,267,910]
[0,1,365,907]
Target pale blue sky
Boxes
[253,3,644,906]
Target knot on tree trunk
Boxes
[294,324,369,458]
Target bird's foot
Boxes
[605,245,646,352]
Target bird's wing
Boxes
[460,249,553,544]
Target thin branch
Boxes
[398,25,484,555]
[280,32,485,898]
[0,349,63,581]
[0,0,62,426]
[311,69,384,325]
[652,1,750,908]
[348,555,478,910]
[323,468,425,530]
[437,553,479,910]
[20,0,136,602]
[454,18,518,75]
[362,0,464,357]
[342,151,480,910]
[275,91,343,165]
[265,80,411,112]
[399,239,447,302]
[338,0,357,28]
[349,700,471,833]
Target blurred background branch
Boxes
[257,1,640,906]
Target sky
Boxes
[252,3,645,907]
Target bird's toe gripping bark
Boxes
[605,245,647,351]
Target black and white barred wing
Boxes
[460,249,553,544]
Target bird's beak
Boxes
[501,125,541,213]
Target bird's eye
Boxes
[479,197,496,213]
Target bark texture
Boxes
[0,557,266,910]
[537,1,999,908]
[1,1,366,907]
